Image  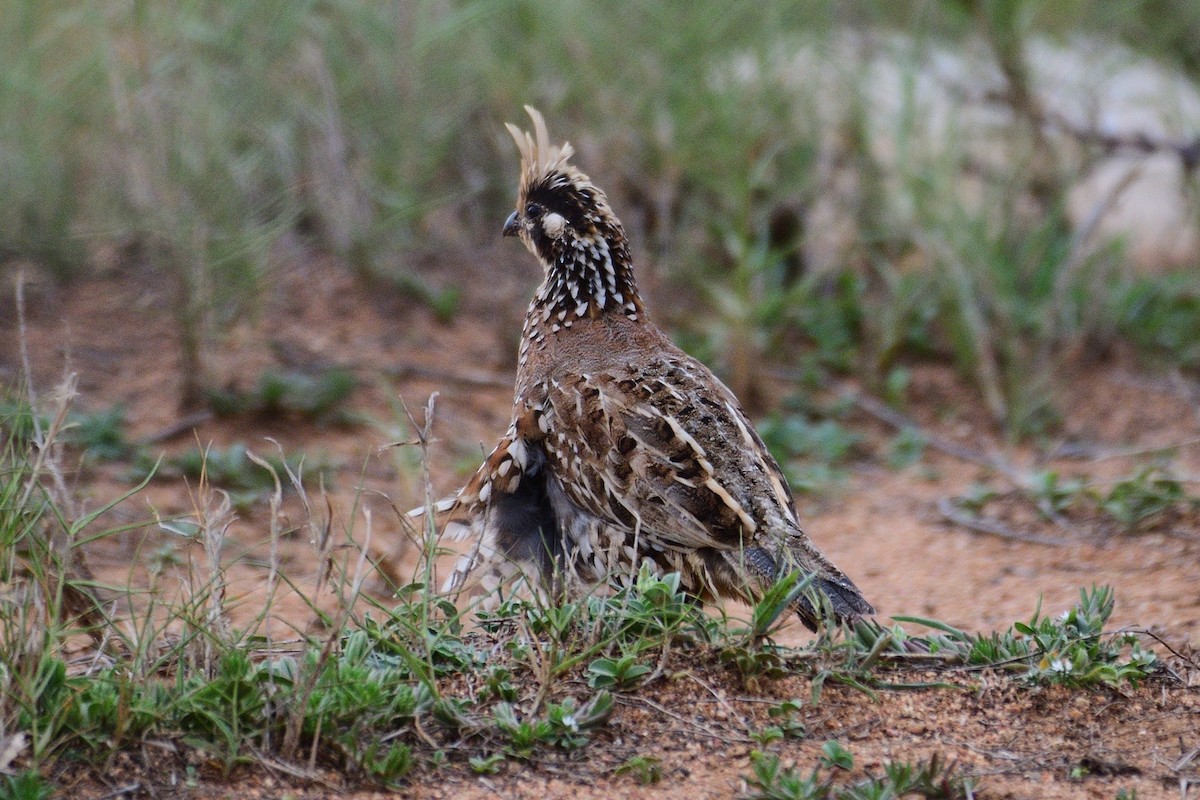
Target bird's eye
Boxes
[525,202,543,218]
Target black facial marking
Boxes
[517,167,645,324]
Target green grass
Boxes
[746,748,972,800]
[953,463,1200,535]
[898,586,1158,687]
[0,383,1168,791]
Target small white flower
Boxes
[1049,657,1073,674]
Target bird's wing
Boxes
[542,352,873,625]
[406,421,533,588]
[542,354,802,555]
[405,427,518,524]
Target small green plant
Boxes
[133,443,320,504]
[956,482,1000,513]
[66,405,134,462]
[764,699,807,741]
[175,650,270,773]
[903,586,1157,687]
[953,464,1198,536]
[207,368,357,421]
[721,572,817,685]
[492,703,554,758]
[469,752,505,774]
[758,415,862,492]
[1026,470,1085,519]
[545,694,613,748]
[390,274,462,324]
[586,654,653,689]
[861,753,974,799]
[358,741,415,784]
[1113,274,1200,370]
[1096,466,1190,530]
[492,693,613,757]
[747,750,829,800]
[0,771,54,800]
[746,750,973,800]
[819,740,854,771]
[615,754,663,785]
[751,699,807,746]
[760,417,862,468]
[479,665,518,702]
[886,427,927,470]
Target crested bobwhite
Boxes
[423,107,873,630]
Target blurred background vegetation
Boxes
[3,0,1199,437]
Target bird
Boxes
[419,106,874,631]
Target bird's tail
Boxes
[744,543,874,632]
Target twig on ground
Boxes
[777,648,962,669]
[845,390,1093,540]
[1173,743,1200,773]
[89,784,142,800]
[678,671,751,731]
[1041,107,1200,171]
[937,498,1071,546]
[1087,436,1200,462]
[944,80,1200,171]
[1121,628,1200,674]
[1106,371,1200,408]
[615,696,752,744]
[845,389,1026,485]
[140,410,215,444]
[249,748,341,789]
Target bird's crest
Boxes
[505,106,577,197]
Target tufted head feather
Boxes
[503,107,624,263]
[502,106,642,322]
[504,106,576,199]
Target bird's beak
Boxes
[502,211,520,238]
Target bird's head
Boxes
[502,106,624,269]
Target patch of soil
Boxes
[4,252,1200,798]
[61,652,1200,799]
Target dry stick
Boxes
[139,410,215,445]
[1174,744,1200,773]
[283,501,376,764]
[248,748,338,788]
[614,695,750,744]
[247,448,285,648]
[847,391,1078,544]
[944,80,1200,170]
[87,784,142,800]
[1040,106,1200,170]
[1105,370,1200,407]
[679,670,752,731]
[15,272,78,514]
[14,271,109,637]
[936,498,1070,547]
[1081,435,1200,463]
[847,390,1023,482]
